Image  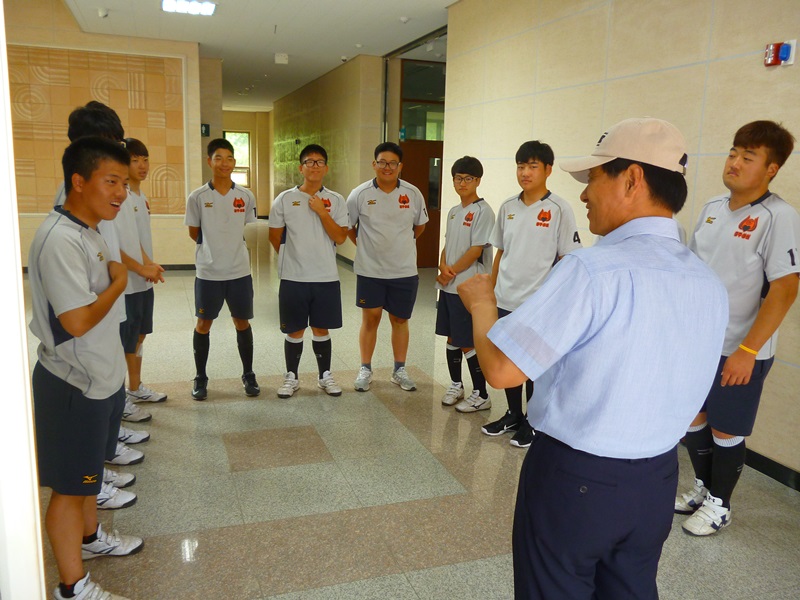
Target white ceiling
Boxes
[62,0,452,111]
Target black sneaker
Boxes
[481,410,522,436]
[510,419,534,448]
[192,376,208,401]
[242,372,260,397]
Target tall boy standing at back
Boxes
[437,156,495,411]
[269,144,349,398]
[114,138,168,408]
[185,138,260,400]
[30,137,143,600]
[347,142,429,392]
[481,141,581,448]
[678,120,800,536]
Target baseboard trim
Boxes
[746,450,799,491]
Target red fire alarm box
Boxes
[765,43,783,66]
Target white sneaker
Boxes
[277,372,299,398]
[102,467,135,489]
[455,389,492,413]
[354,366,373,392]
[318,371,342,397]
[441,382,464,406]
[675,477,708,514]
[390,367,416,391]
[106,442,144,466]
[96,481,137,510]
[126,383,167,403]
[53,571,131,599]
[82,523,143,560]
[117,425,150,445]
[122,398,151,423]
[682,494,731,536]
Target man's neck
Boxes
[460,194,479,207]
[62,198,98,229]
[521,187,548,205]
[376,179,398,194]
[212,176,233,194]
[128,181,141,194]
[299,182,321,195]
[729,186,769,211]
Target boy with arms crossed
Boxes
[347,142,428,392]
[30,137,143,600]
[269,144,349,398]
[185,138,259,400]
[437,156,495,411]
[679,120,800,536]
[481,141,581,448]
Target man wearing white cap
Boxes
[458,117,728,599]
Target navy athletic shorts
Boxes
[195,275,254,320]
[435,290,474,348]
[120,288,155,353]
[355,275,419,320]
[279,280,343,333]
[703,355,774,436]
[32,363,124,496]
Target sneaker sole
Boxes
[318,383,342,397]
[128,395,167,403]
[391,379,416,391]
[96,496,137,510]
[674,506,700,515]
[681,519,731,536]
[456,402,491,413]
[481,424,520,436]
[277,388,298,398]
[509,440,532,448]
[118,435,150,444]
[106,455,145,466]
[441,394,464,406]
[82,540,145,560]
[122,413,152,422]
[244,388,261,397]
[105,476,136,488]
[354,381,371,392]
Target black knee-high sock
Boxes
[312,337,332,378]
[710,438,746,508]
[504,384,523,418]
[684,424,714,487]
[236,326,254,375]
[446,346,462,383]
[466,352,487,398]
[284,339,303,376]
[193,330,210,378]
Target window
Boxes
[223,130,251,187]
[400,61,446,142]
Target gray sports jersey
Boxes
[270,186,349,282]
[491,192,582,311]
[28,208,127,399]
[114,189,152,294]
[184,182,257,281]
[347,179,429,278]
[690,191,800,358]
[437,198,495,294]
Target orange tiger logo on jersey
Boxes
[233,197,246,213]
[463,211,474,227]
[322,198,332,212]
[734,215,758,240]
[398,194,410,209]
[536,209,551,228]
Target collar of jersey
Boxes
[208,181,236,191]
[726,189,771,210]
[371,178,401,190]
[54,205,91,229]
[517,190,551,204]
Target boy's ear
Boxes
[767,161,780,180]
[71,172,85,193]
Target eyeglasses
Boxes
[301,159,327,168]
[375,160,400,170]
[453,176,477,184]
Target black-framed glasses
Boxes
[375,160,400,170]
[301,159,327,168]
[453,176,477,184]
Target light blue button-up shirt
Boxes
[488,217,728,459]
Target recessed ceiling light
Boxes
[162,0,216,16]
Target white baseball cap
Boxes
[560,117,688,183]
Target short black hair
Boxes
[600,158,688,213]
[451,156,483,178]
[733,120,795,168]
[67,101,124,142]
[124,138,149,158]
[207,138,234,157]
[300,144,328,163]
[374,141,402,161]
[515,141,554,166]
[62,136,130,194]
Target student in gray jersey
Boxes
[482,141,581,448]
[269,144,350,398]
[437,156,495,412]
[30,137,143,600]
[678,121,800,536]
[185,138,259,401]
[347,142,429,392]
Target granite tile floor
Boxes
[27,222,800,599]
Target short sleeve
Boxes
[556,202,582,256]
[471,204,495,247]
[763,204,800,281]
[270,193,286,228]
[184,192,201,227]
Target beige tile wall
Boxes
[445,0,800,471]
[272,55,384,261]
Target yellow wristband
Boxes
[738,344,758,356]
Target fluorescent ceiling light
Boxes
[162,0,216,16]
